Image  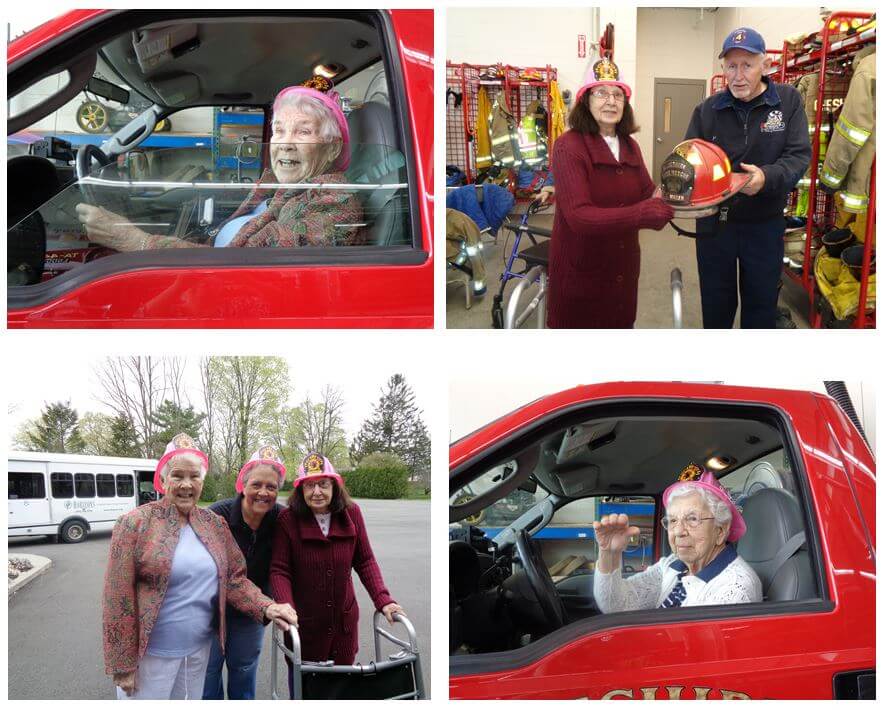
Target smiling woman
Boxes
[202,445,288,700]
[76,78,365,251]
[102,434,298,700]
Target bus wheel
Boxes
[60,520,87,543]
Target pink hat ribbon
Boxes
[272,76,350,171]
[154,433,208,495]
[236,444,287,494]
[662,464,747,542]
[294,452,343,488]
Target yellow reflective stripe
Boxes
[819,167,845,188]
[809,125,831,134]
[835,115,870,147]
[797,177,812,188]
[839,191,869,212]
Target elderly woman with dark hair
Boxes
[76,76,364,250]
[202,445,287,700]
[593,465,762,611]
[547,58,674,329]
[270,453,406,698]
[102,434,298,700]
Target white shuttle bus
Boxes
[8,451,160,543]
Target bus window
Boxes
[97,474,116,498]
[51,472,74,498]
[117,474,134,498]
[75,473,96,498]
[9,472,45,499]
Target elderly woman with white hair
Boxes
[102,434,299,700]
[202,445,287,700]
[592,464,762,612]
[77,75,365,250]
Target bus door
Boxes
[8,461,50,530]
[137,470,158,505]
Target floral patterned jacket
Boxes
[144,171,366,249]
[102,497,274,675]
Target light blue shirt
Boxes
[213,200,269,247]
[146,524,219,657]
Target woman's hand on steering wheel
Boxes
[76,203,148,251]
[593,514,640,554]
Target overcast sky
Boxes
[7,352,433,443]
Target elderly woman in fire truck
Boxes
[593,465,762,611]
[76,76,364,250]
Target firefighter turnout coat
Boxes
[820,48,875,216]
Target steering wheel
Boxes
[76,144,113,204]
[514,529,566,632]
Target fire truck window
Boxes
[116,474,134,498]
[75,473,96,498]
[96,474,116,498]
[8,19,414,295]
[50,472,74,499]
[9,472,45,499]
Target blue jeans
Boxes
[202,612,266,700]
[695,217,785,328]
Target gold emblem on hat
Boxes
[679,463,704,481]
[593,58,620,82]
[301,75,333,93]
[734,31,745,43]
[259,445,277,460]
[172,433,195,450]
[305,453,324,474]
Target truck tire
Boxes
[60,519,87,543]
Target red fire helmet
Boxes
[660,139,751,218]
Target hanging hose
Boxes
[823,381,868,445]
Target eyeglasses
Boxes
[590,90,626,103]
[661,514,715,530]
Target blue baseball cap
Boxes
[719,27,766,58]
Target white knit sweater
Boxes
[593,546,762,613]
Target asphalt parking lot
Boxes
[7,498,430,699]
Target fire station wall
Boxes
[634,8,717,178]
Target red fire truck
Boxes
[7,10,433,328]
[450,382,874,699]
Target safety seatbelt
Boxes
[766,531,806,594]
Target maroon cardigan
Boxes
[269,503,395,664]
[547,130,655,328]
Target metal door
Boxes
[652,79,707,180]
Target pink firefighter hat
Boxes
[236,444,287,494]
[662,463,747,542]
[272,75,350,171]
[575,57,633,103]
[154,433,208,495]
[293,452,343,488]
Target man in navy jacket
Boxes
[685,27,810,328]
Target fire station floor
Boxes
[445,206,811,329]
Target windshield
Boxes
[8,142,410,286]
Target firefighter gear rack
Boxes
[446,62,558,190]
[772,12,875,328]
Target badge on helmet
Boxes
[660,139,751,219]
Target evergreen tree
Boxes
[351,374,430,485]
[26,400,86,453]
[108,414,142,458]
[150,400,206,458]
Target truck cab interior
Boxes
[8,11,413,288]
[449,405,821,655]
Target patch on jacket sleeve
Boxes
[761,110,786,133]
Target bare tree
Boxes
[94,356,185,458]
[199,357,217,475]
